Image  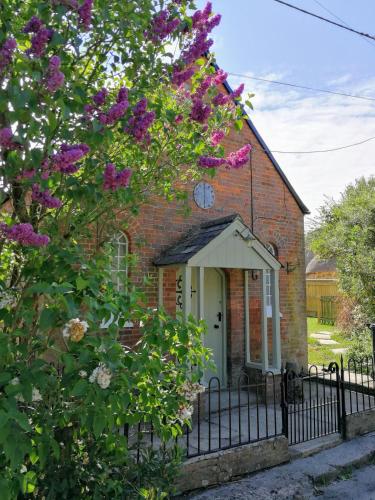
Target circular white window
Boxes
[193,182,215,209]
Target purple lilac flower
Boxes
[45,56,64,93]
[29,28,53,57]
[0,38,17,75]
[147,9,180,42]
[32,184,62,209]
[175,114,183,124]
[198,156,226,168]
[125,98,155,142]
[51,143,89,174]
[172,66,195,87]
[191,2,221,34]
[211,130,225,146]
[0,222,50,246]
[226,144,252,168]
[93,88,108,106]
[78,0,93,30]
[117,87,128,103]
[232,83,244,99]
[190,97,211,123]
[0,127,18,150]
[23,16,43,33]
[194,75,212,99]
[181,31,213,65]
[99,100,128,125]
[103,163,132,191]
[16,169,36,181]
[213,69,228,85]
[212,92,230,106]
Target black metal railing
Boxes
[183,372,282,458]
[282,356,375,445]
[319,296,337,325]
[127,355,375,459]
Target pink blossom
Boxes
[78,0,93,30]
[226,144,252,168]
[103,163,132,191]
[171,66,195,87]
[93,88,108,106]
[198,156,226,168]
[211,130,225,146]
[45,55,64,93]
[0,223,50,247]
[175,114,183,124]
[0,38,17,75]
[147,9,180,42]
[0,127,19,150]
[190,97,211,123]
[31,184,62,209]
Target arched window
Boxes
[265,243,277,310]
[110,232,129,292]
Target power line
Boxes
[272,0,375,41]
[267,135,375,154]
[227,72,375,102]
[311,0,375,49]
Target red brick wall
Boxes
[113,113,308,375]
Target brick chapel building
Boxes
[111,71,309,385]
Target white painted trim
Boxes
[197,267,204,321]
[188,219,281,270]
[261,270,269,371]
[244,270,250,364]
[271,269,281,370]
[182,265,192,320]
[158,267,164,309]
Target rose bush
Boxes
[0,0,251,497]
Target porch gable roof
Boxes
[154,214,281,270]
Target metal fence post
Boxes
[340,355,347,440]
[280,365,288,439]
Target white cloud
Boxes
[229,72,375,225]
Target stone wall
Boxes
[346,409,375,439]
[174,436,289,494]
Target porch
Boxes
[154,214,283,381]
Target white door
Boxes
[204,268,225,385]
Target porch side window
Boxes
[110,232,128,292]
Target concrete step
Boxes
[289,433,342,459]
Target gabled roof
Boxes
[211,61,310,215]
[154,214,282,270]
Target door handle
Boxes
[217,312,222,322]
[214,324,220,329]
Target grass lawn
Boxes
[307,317,351,367]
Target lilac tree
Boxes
[0,0,251,496]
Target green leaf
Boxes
[93,413,106,438]
[76,276,89,291]
[71,379,88,397]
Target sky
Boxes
[197,0,375,225]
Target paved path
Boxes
[188,432,375,499]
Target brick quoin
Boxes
[112,84,308,379]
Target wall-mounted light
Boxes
[286,262,298,273]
